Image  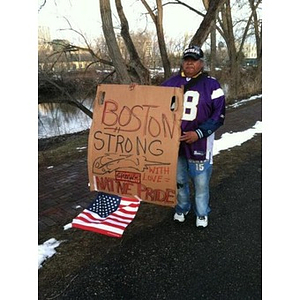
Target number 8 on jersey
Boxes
[182,91,200,121]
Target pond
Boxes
[38,98,94,139]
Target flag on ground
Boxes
[72,192,141,238]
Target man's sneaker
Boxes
[173,212,188,223]
[196,216,208,228]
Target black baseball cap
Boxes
[182,45,204,60]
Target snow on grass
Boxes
[213,121,262,156]
[38,238,63,269]
[227,94,262,109]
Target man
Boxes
[161,45,226,228]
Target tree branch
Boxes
[140,0,157,23]
[163,0,205,17]
[39,77,93,119]
[191,0,227,46]
[38,0,47,12]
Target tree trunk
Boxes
[155,0,171,79]
[249,0,262,86]
[99,0,131,84]
[141,0,171,79]
[220,0,240,99]
[201,0,216,75]
[210,22,217,75]
[190,0,226,46]
[115,0,151,84]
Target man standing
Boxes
[161,45,226,228]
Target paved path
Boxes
[39,158,94,234]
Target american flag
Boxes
[72,192,141,238]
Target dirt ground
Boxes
[38,98,262,299]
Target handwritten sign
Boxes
[88,84,183,207]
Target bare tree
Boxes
[202,0,217,75]
[216,0,262,98]
[164,0,225,74]
[140,0,172,79]
[99,0,132,83]
[140,0,226,78]
[249,0,262,85]
[38,25,116,119]
[115,0,151,84]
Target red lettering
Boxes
[137,184,176,204]
[96,176,115,192]
[101,100,118,126]
[116,181,134,194]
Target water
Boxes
[38,98,94,139]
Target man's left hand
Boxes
[180,131,199,144]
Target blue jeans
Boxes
[176,156,213,217]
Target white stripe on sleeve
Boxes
[211,88,224,99]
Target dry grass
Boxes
[38,131,89,167]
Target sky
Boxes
[38,0,202,45]
[38,95,262,269]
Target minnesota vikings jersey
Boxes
[161,73,226,162]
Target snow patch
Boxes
[38,238,63,269]
[213,121,262,156]
[227,94,262,109]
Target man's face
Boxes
[182,57,203,77]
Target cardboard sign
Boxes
[88,84,183,207]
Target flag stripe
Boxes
[72,218,125,234]
[76,211,131,227]
[73,219,124,235]
[80,211,134,226]
[120,200,140,204]
[73,217,126,232]
[75,212,130,228]
[72,222,122,238]
[113,209,138,218]
[84,208,138,221]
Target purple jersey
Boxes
[162,73,226,162]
